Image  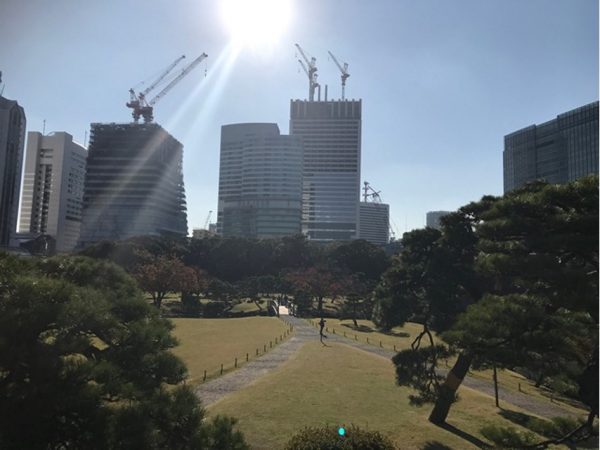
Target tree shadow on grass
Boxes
[421,441,453,450]
[436,422,491,449]
[498,408,541,428]
[341,323,375,333]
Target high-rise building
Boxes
[217,123,303,238]
[358,202,389,246]
[503,102,598,192]
[79,123,187,247]
[290,100,361,241]
[426,210,451,230]
[18,132,87,252]
[0,95,26,248]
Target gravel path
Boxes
[195,315,584,420]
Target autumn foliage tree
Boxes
[134,256,188,308]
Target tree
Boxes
[326,239,391,282]
[380,176,598,428]
[0,254,247,449]
[286,267,342,314]
[134,255,188,308]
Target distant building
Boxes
[358,202,389,246]
[426,210,451,230]
[503,102,598,192]
[0,95,26,247]
[18,132,86,252]
[192,228,215,239]
[290,100,362,242]
[217,123,303,238]
[79,123,187,247]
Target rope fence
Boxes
[309,319,401,353]
[198,321,294,383]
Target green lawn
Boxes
[208,341,585,450]
[316,319,587,415]
[171,317,292,384]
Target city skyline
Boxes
[1,0,598,235]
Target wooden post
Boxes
[355,334,357,340]
[380,340,382,347]
[264,344,267,352]
[246,353,249,362]
[270,341,272,348]
[367,337,369,344]
[333,329,336,334]
[275,337,278,344]
[235,358,238,368]
[344,332,346,337]
[203,370,207,381]
[394,344,396,352]
[220,364,223,375]
[493,364,499,407]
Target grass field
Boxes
[315,318,586,415]
[171,317,292,384]
[207,341,589,450]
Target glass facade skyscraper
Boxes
[217,123,303,238]
[79,123,187,246]
[503,102,598,192]
[290,100,361,241]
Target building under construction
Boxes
[78,122,187,247]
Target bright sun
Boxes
[220,0,292,49]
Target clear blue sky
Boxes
[1,0,597,234]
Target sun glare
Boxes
[220,0,292,49]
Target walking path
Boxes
[195,314,584,420]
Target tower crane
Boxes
[363,181,382,203]
[295,43,319,101]
[204,210,213,229]
[126,52,208,123]
[327,50,350,100]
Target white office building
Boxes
[217,123,303,238]
[359,202,389,246]
[19,132,87,252]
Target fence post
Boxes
[275,337,278,344]
[380,340,382,347]
[393,344,396,352]
[203,370,207,382]
[333,329,336,335]
[264,344,267,352]
[344,332,346,337]
[220,364,223,375]
[270,341,272,348]
[235,358,238,368]
[367,337,369,344]
[246,353,249,362]
[355,334,357,340]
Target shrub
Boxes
[284,425,395,450]
[480,424,538,448]
[204,301,226,318]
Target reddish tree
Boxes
[134,256,187,308]
[286,267,344,314]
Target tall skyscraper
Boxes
[290,100,362,241]
[18,132,87,252]
[0,95,26,248]
[79,123,187,247]
[217,123,303,238]
[503,102,598,192]
[359,202,389,246]
[426,210,451,230]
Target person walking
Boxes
[319,317,327,344]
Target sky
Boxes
[1,0,598,235]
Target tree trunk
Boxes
[493,364,499,407]
[429,352,473,424]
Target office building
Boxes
[358,202,389,245]
[503,102,598,192]
[79,123,187,246]
[217,123,303,238]
[18,132,87,252]
[0,95,26,247]
[426,210,451,230]
[290,100,361,241]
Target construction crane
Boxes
[363,181,382,203]
[126,52,208,123]
[204,210,213,229]
[327,50,350,100]
[295,43,319,101]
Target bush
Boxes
[204,301,227,318]
[181,293,202,317]
[480,424,538,448]
[284,425,395,450]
